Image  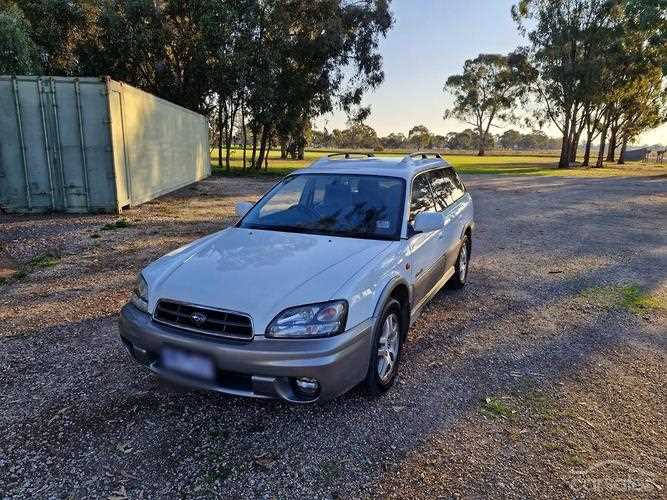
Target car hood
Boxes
[144,227,393,333]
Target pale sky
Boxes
[314,0,666,146]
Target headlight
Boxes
[266,300,348,339]
[130,273,149,313]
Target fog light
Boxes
[295,377,320,396]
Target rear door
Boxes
[429,167,470,268]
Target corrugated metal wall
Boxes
[107,80,210,207]
[0,76,117,212]
[0,76,210,213]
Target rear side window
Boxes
[409,173,436,224]
[429,168,465,210]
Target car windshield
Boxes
[239,174,406,240]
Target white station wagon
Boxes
[119,153,475,403]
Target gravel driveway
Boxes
[1,173,665,498]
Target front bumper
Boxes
[118,304,374,403]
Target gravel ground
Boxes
[1,173,665,499]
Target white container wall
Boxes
[0,76,210,213]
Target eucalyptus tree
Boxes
[444,52,535,156]
[380,132,406,150]
[614,68,667,163]
[513,0,621,167]
[243,0,393,169]
[515,0,666,167]
[203,0,256,169]
[0,3,40,73]
[10,0,99,75]
[407,125,432,150]
[81,0,213,113]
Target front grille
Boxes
[153,300,253,340]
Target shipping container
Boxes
[0,76,210,213]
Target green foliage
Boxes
[12,269,28,280]
[0,253,59,286]
[444,52,535,156]
[80,0,213,112]
[0,3,39,73]
[445,129,495,150]
[101,218,131,231]
[481,396,516,419]
[498,129,561,150]
[30,254,59,268]
[407,125,432,149]
[581,284,666,314]
[513,0,666,167]
[13,0,98,75]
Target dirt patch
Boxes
[1,174,665,498]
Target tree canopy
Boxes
[444,53,535,156]
[1,0,393,169]
[512,0,666,167]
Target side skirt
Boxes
[409,266,455,326]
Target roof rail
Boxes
[308,151,376,168]
[408,152,442,160]
[327,152,375,159]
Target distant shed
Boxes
[623,148,650,162]
[0,76,210,213]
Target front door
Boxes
[408,173,448,307]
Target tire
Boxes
[364,298,404,396]
[450,235,471,289]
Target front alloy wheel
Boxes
[365,298,403,395]
[377,312,400,383]
[458,244,468,282]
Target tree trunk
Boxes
[595,121,609,168]
[570,112,586,164]
[225,103,238,171]
[255,125,270,170]
[582,133,593,167]
[558,109,572,168]
[559,133,571,168]
[250,128,258,168]
[477,125,485,156]
[280,142,287,159]
[570,131,580,164]
[241,105,247,170]
[606,127,617,162]
[217,102,223,171]
[219,100,230,172]
[617,136,628,165]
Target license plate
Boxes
[161,347,215,381]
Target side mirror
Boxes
[413,212,445,233]
[235,201,254,218]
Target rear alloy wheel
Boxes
[365,298,403,396]
[450,236,470,289]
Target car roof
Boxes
[291,153,453,180]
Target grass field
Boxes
[210,148,666,177]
